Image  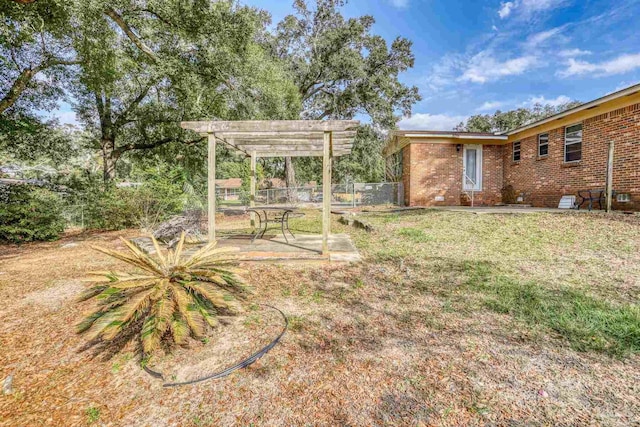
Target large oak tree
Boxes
[269,0,420,186]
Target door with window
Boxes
[463,144,482,191]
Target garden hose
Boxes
[143,304,288,387]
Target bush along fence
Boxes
[0,182,66,243]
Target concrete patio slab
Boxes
[133,233,362,264]
[217,233,362,263]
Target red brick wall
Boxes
[404,143,503,206]
[402,145,411,206]
[503,103,640,210]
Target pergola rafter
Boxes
[180,120,360,256]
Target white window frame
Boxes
[512,141,521,162]
[538,133,549,157]
[564,123,583,163]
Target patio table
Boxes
[247,206,298,243]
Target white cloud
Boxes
[476,101,506,112]
[498,2,515,18]
[558,53,640,77]
[526,95,571,107]
[388,0,408,8]
[525,26,564,48]
[492,25,499,31]
[499,0,568,20]
[459,52,538,83]
[557,48,591,58]
[422,54,464,92]
[398,113,467,131]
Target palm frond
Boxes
[170,318,190,345]
[99,288,155,340]
[77,285,109,302]
[184,282,230,310]
[172,232,186,265]
[171,284,206,337]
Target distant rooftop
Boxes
[215,178,243,189]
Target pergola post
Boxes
[208,133,216,241]
[322,131,332,256]
[250,150,256,226]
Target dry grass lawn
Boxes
[0,209,639,426]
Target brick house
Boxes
[385,83,640,211]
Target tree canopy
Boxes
[456,101,583,133]
[268,0,420,186]
[1,0,418,189]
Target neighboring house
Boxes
[216,178,243,200]
[385,83,640,211]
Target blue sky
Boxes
[244,0,640,130]
[49,0,640,130]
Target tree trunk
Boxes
[102,138,119,182]
[0,68,35,115]
[284,156,297,203]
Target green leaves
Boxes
[458,101,583,133]
[272,0,420,126]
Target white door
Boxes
[463,144,482,191]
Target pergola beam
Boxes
[238,144,353,152]
[182,120,359,133]
[217,131,357,140]
[226,138,354,146]
[256,150,350,158]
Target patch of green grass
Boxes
[111,353,133,373]
[288,315,306,332]
[464,262,640,357]
[243,314,261,327]
[398,227,434,243]
[311,290,324,303]
[191,415,214,427]
[85,406,100,424]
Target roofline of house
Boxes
[400,132,507,140]
[504,82,640,136]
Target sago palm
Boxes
[78,233,247,353]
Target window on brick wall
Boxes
[564,123,582,162]
[513,141,521,162]
[538,133,549,157]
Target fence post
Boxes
[352,182,356,208]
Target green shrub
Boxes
[79,185,186,231]
[0,183,66,243]
[81,187,141,230]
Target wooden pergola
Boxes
[180,120,360,256]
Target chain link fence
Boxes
[255,182,403,207]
